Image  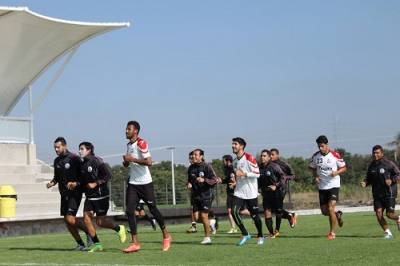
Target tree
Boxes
[387,132,400,162]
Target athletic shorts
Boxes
[192,198,212,213]
[226,194,236,209]
[84,197,109,216]
[262,192,284,212]
[374,197,396,212]
[60,193,82,217]
[319,188,340,206]
[136,203,145,212]
[233,196,259,215]
[126,183,157,214]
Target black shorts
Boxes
[60,193,82,217]
[126,183,157,213]
[262,192,284,212]
[84,197,109,216]
[192,198,212,213]
[226,194,235,209]
[233,197,259,215]
[319,188,340,206]
[136,203,145,212]
[374,197,396,212]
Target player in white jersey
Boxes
[309,135,347,240]
[230,137,264,246]
[122,121,171,253]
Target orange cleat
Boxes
[162,236,172,251]
[123,243,141,253]
[327,232,336,240]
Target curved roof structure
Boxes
[0,6,129,115]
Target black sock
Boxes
[113,225,120,232]
[76,239,85,246]
[142,214,153,224]
[276,215,282,232]
[192,222,196,228]
[265,218,274,235]
[281,210,291,220]
[92,235,100,243]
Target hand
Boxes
[315,176,321,185]
[229,178,236,189]
[87,182,97,189]
[360,181,367,188]
[123,160,130,167]
[196,177,205,183]
[235,169,246,178]
[46,181,55,189]
[268,185,277,191]
[216,177,222,184]
[187,183,192,189]
[67,182,77,190]
[385,179,392,186]
[123,154,136,163]
[330,171,338,177]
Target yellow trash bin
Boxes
[0,185,17,218]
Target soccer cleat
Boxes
[289,213,297,228]
[257,237,264,245]
[123,243,141,253]
[73,244,86,251]
[327,232,336,240]
[151,219,157,231]
[274,230,280,238]
[88,243,104,253]
[227,228,238,234]
[397,220,400,231]
[162,236,172,251]
[237,235,252,246]
[186,226,197,233]
[384,233,393,240]
[336,211,344,227]
[269,234,276,239]
[201,237,212,245]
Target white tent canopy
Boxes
[0,6,129,116]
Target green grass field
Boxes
[0,212,400,265]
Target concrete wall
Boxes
[0,143,36,165]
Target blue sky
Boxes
[3,0,400,164]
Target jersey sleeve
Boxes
[137,139,151,158]
[332,151,346,169]
[309,152,317,169]
[245,153,260,178]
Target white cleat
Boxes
[201,237,212,245]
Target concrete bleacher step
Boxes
[0,173,54,184]
[17,192,60,202]
[0,165,42,174]
[13,183,58,194]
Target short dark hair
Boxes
[54,137,67,145]
[222,155,233,162]
[232,137,246,148]
[189,150,194,156]
[79,141,95,155]
[270,148,279,154]
[127,121,140,133]
[261,149,271,156]
[316,135,329,145]
[372,145,383,152]
[193,149,204,156]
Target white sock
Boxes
[385,229,392,235]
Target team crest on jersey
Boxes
[380,168,385,174]
[65,163,70,169]
[88,166,93,172]
[199,171,205,177]
[266,171,271,176]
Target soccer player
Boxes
[230,137,264,246]
[186,150,199,233]
[222,155,238,233]
[122,121,171,253]
[79,142,126,252]
[187,149,218,244]
[270,148,297,234]
[135,199,157,230]
[46,137,91,251]
[360,145,400,239]
[259,150,295,238]
[309,135,347,240]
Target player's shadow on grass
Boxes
[8,247,74,252]
[140,240,234,246]
[278,234,381,239]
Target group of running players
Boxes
[47,120,400,252]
